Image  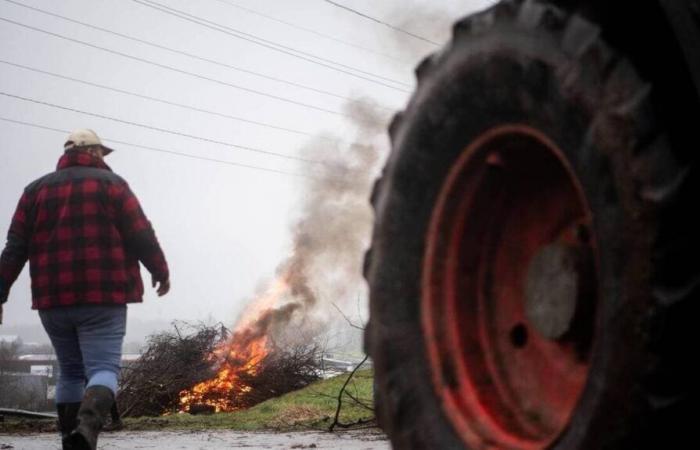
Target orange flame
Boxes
[178,279,289,413]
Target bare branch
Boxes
[344,390,374,412]
[331,302,365,330]
[329,354,370,432]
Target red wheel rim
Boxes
[422,125,599,449]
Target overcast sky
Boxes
[0,0,492,343]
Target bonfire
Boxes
[178,280,317,413]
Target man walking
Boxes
[0,129,170,449]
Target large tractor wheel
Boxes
[364,0,696,449]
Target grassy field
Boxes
[0,369,375,433]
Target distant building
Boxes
[18,354,58,362]
[1,353,144,411]
[10,353,142,373]
[30,365,54,377]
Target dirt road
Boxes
[0,429,389,449]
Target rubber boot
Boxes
[56,402,81,450]
[66,386,114,450]
[103,402,124,432]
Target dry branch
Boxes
[329,354,370,431]
[117,322,227,417]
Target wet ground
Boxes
[0,429,390,449]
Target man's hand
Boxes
[151,276,170,297]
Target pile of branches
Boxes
[234,341,321,408]
[117,322,323,417]
[177,340,323,413]
[117,322,227,417]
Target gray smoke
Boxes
[232,99,387,346]
[231,302,301,349]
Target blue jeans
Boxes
[39,305,126,403]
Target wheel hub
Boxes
[525,243,581,340]
[422,125,599,450]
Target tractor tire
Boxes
[363,1,697,449]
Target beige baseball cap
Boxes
[64,129,114,155]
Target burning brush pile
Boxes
[177,282,322,413]
[178,323,321,413]
[117,284,322,417]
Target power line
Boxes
[322,0,440,47]
[208,0,412,65]
[1,0,386,107]
[0,90,325,165]
[0,116,315,179]
[0,16,350,118]
[130,0,412,92]
[135,0,410,89]
[0,59,351,142]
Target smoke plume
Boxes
[229,99,387,347]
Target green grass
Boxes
[125,368,375,432]
[1,369,375,434]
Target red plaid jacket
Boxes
[0,151,169,309]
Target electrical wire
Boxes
[0,59,355,142]
[0,0,388,107]
[135,0,409,87]
[322,0,440,46]
[208,0,412,65]
[0,16,351,118]
[0,90,326,165]
[0,116,316,179]
[130,0,412,92]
